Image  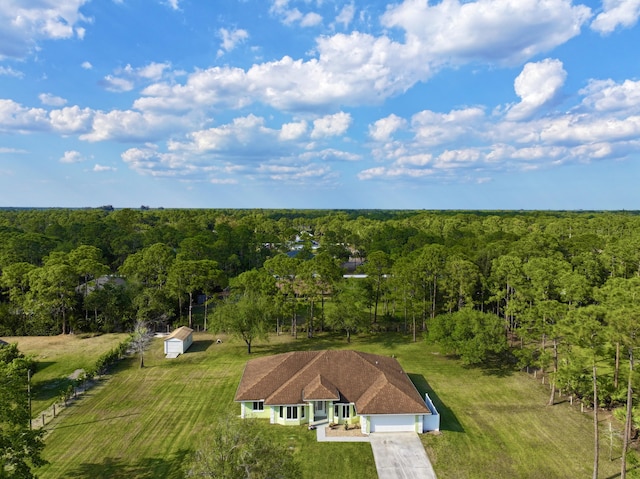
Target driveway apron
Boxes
[369,433,437,479]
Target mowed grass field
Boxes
[23,332,628,479]
[1,333,126,414]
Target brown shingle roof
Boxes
[303,374,340,401]
[234,350,430,415]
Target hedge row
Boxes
[85,336,133,381]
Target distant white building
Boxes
[163,326,194,358]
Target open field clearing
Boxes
[32,332,626,479]
[1,333,127,414]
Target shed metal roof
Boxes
[165,326,193,342]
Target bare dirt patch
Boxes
[68,369,85,380]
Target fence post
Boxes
[42,413,45,427]
[53,404,56,417]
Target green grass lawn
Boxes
[33,332,629,479]
[2,333,127,414]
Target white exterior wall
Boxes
[183,333,193,352]
[360,416,368,434]
[163,332,194,354]
[164,338,184,354]
[269,406,276,424]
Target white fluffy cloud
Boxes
[270,0,323,27]
[102,75,135,93]
[259,163,334,183]
[0,100,94,135]
[119,111,356,184]
[0,0,89,59]
[60,150,85,163]
[361,61,640,182]
[300,148,361,162]
[591,0,640,34]
[381,0,591,66]
[93,164,117,172]
[335,3,356,29]
[102,62,172,92]
[217,28,249,56]
[49,106,93,134]
[311,112,352,139]
[300,12,323,27]
[279,121,308,140]
[3,0,639,192]
[129,0,591,117]
[122,145,244,179]
[579,79,640,114]
[369,114,407,141]
[0,147,26,154]
[0,100,48,132]
[39,93,67,107]
[411,107,485,147]
[80,109,183,142]
[0,66,23,77]
[506,59,567,120]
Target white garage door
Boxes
[165,340,183,354]
[369,415,415,433]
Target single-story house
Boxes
[164,326,194,357]
[234,350,439,434]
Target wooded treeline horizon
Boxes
[1,207,639,384]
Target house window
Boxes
[252,401,264,411]
[279,406,284,418]
[334,404,350,419]
[286,406,298,420]
[301,406,305,418]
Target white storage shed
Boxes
[164,326,194,357]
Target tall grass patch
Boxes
[2,334,127,414]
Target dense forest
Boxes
[2,208,640,397]
[3,207,640,475]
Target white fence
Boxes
[424,393,441,432]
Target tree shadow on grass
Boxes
[461,351,518,378]
[254,331,416,356]
[33,377,75,403]
[408,373,464,433]
[357,332,412,351]
[65,449,191,479]
[605,465,639,479]
[252,333,350,355]
[53,412,141,430]
[34,361,56,373]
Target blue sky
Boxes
[1,0,640,209]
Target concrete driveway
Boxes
[370,433,437,479]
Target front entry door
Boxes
[314,401,326,418]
